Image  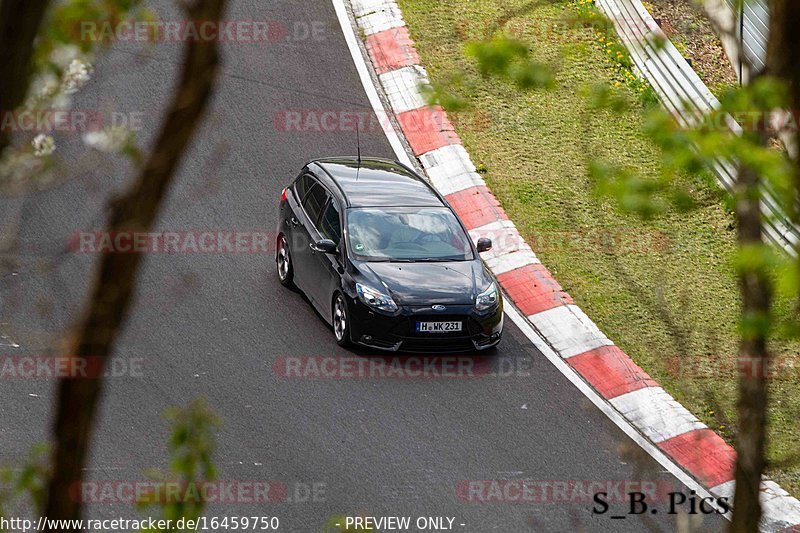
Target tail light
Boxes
[280,187,287,203]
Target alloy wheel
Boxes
[277,236,290,281]
[333,295,347,342]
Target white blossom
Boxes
[50,44,83,69]
[35,71,60,99]
[22,71,61,110]
[32,134,56,157]
[61,59,93,95]
[83,127,131,153]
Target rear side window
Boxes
[318,199,342,244]
[302,183,329,225]
[294,174,315,202]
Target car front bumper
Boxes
[347,298,503,353]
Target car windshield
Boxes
[346,207,474,261]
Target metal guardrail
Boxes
[594,0,799,254]
[725,0,769,75]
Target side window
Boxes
[318,199,342,244]
[301,182,329,226]
[294,173,315,202]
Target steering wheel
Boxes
[392,241,427,251]
[414,233,442,245]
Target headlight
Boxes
[356,282,398,313]
[475,282,499,311]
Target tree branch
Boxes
[729,2,800,530]
[729,157,771,533]
[42,0,227,525]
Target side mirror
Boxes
[310,239,338,254]
[476,237,492,253]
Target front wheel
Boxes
[276,234,294,287]
[332,293,351,347]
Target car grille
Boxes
[398,337,477,353]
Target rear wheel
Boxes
[276,234,294,287]
[332,293,351,347]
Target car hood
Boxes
[359,260,489,306]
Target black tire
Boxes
[332,292,352,347]
[276,234,294,287]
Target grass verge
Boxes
[398,0,800,495]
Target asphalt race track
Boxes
[0,0,727,531]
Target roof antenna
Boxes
[355,123,362,180]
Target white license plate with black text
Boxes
[416,321,462,333]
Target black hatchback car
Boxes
[276,157,503,352]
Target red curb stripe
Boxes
[365,27,421,74]
[498,264,573,316]
[397,106,461,155]
[444,186,508,230]
[567,345,659,399]
[658,429,736,489]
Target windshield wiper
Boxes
[367,257,464,263]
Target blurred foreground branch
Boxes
[729,1,800,531]
[42,0,228,526]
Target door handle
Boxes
[290,217,299,227]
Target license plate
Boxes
[416,321,462,333]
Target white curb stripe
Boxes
[351,0,405,35]
[710,479,735,501]
[419,144,476,175]
[420,145,485,195]
[468,219,517,234]
[483,250,541,275]
[429,171,486,196]
[350,0,396,15]
[379,66,429,113]
[609,387,707,444]
[760,481,800,527]
[468,221,541,275]
[711,480,800,531]
[528,304,613,358]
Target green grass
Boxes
[398,0,800,495]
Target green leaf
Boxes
[465,36,528,77]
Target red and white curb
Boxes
[340,0,800,529]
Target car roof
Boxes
[311,157,445,208]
